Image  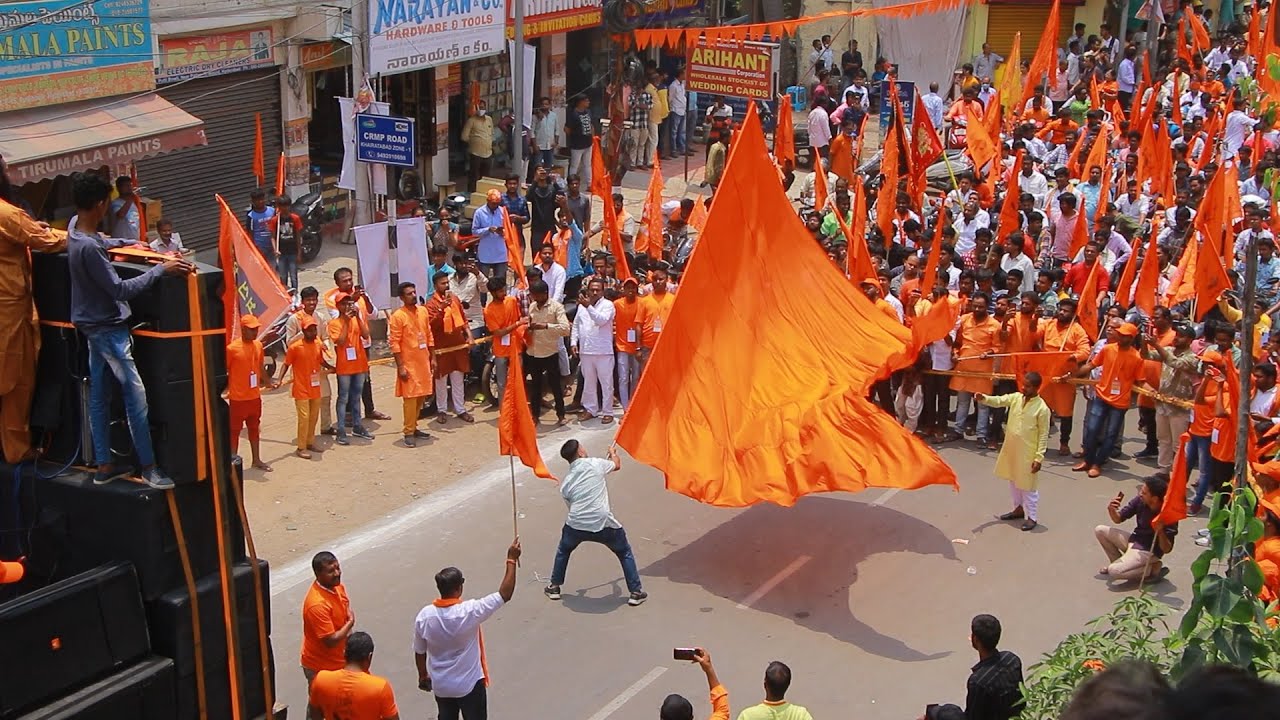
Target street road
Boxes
[269,420,1195,720]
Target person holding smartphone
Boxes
[660,648,728,720]
[1094,475,1177,584]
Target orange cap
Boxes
[299,314,318,329]
[1116,322,1139,337]
[1201,349,1225,367]
[0,559,23,584]
[239,314,261,329]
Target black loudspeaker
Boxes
[31,254,230,486]
[23,464,246,602]
[0,563,150,717]
[14,657,176,720]
[148,561,273,720]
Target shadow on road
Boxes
[641,495,959,662]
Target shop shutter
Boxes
[137,69,283,256]
[985,4,1077,61]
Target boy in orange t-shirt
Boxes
[1062,322,1146,477]
[308,631,398,720]
[275,315,333,459]
[635,268,675,371]
[226,314,270,471]
[328,292,372,445]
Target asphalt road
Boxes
[268,418,1197,720]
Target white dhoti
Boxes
[1010,483,1040,522]
[580,353,615,418]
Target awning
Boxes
[0,95,207,185]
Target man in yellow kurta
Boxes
[388,281,434,447]
[0,158,67,463]
[978,371,1051,531]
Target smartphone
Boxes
[1115,492,1125,503]
[673,648,698,661]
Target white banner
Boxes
[353,218,430,311]
[508,40,537,130]
[369,0,505,75]
[338,96,390,194]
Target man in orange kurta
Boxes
[388,281,435,447]
[0,169,67,463]
[989,291,1044,441]
[829,120,856,184]
[950,293,1002,444]
[1038,296,1091,455]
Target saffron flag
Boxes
[1093,159,1112,224]
[814,158,831,213]
[1156,433,1191,526]
[996,150,1024,242]
[910,293,962,355]
[589,136,633,282]
[848,178,869,266]
[253,113,265,188]
[908,92,942,203]
[1020,0,1060,108]
[1077,260,1104,342]
[836,207,875,282]
[963,105,998,175]
[1067,211,1090,260]
[687,198,708,233]
[1193,243,1231,320]
[1167,233,1198,305]
[502,208,528,289]
[1133,231,1162,317]
[216,194,292,341]
[774,95,796,168]
[1008,351,1075,389]
[499,326,554,480]
[996,32,1022,120]
[640,152,664,259]
[615,103,958,507]
[1113,242,1140,310]
[275,152,286,196]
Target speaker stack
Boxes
[0,254,278,720]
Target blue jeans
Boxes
[668,112,687,153]
[550,524,643,593]
[335,372,365,437]
[953,391,989,439]
[84,325,155,468]
[1187,433,1215,506]
[537,149,555,168]
[1083,398,1127,466]
[276,253,298,290]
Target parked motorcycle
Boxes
[291,191,327,262]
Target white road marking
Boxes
[270,426,613,596]
[736,555,812,610]
[871,488,901,507]
[584,666,668,720]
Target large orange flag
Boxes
[1193,243,1231,320]
[1156,433,1190,526]
[253,113,265,187]
[774,95,796,168]
[640,152,664,259]
[589,136,633,282]
[910,293,962,355]
[1077,260,1104,342]
[1020,0,1060,108]
[963,105,998,175]
[1167,234,1198,305]
[502,209,528,289]
[499,327,554,480]
[1133,230,1162,317]
[996,32,1022,121]
[216,194,292,341]
[615,104,958,507]
[996,150,1024,242]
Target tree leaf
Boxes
[1243,559,1266,596]
[1179,596,1205,638]
[1191,550,1214,581]
[1246,517,1265,544]
[1202,574,1245,618]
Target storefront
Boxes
[137,25,286,253]
[983,0,1081,59]
[302,40,354,177]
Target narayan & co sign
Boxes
[0,0,154,112]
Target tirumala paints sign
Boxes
[505,0,602,40]
[686,43,774,101]
[369,0,504,76]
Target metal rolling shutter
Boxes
[137,69,283,256]
[985,4,1077,61]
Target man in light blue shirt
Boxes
[471,189,508,286]
[544,440,647,606]
[921,82,945,132]
[107,175,141,242]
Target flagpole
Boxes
[509,456,520,566]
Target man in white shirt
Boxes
[1000,233,1037,292]
[667,68,689,156]
[413,539,522,719]
[1115,187,1149,222]
[535,244,567,304]
[1205,39,1232,71]
[973,43,1003,83]
[841,78,870,111]
[1018,161,1051,211]
[921,82,945,131]
[149,218,185,255]
[952,199,989,256]
[1225,95,1256,159]
[807,101,832,160]
[570,278,616,424]
[544,440,647,606]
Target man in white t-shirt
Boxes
[543,440,647,606]
[413,538,521,720]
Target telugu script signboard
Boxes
[369,0,504,76]
[686,43,774,101]
[0,0,155,112]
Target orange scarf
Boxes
[433,597,489,686]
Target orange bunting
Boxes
[499,326,554,480]
[614,103,957,507]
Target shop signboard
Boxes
[686,42,774,101]
[356,113,416,167]
[156,27,276,84]
[369,0,504,75]
[506,0,602,39]
[0,0,154,112]
[623,0,705,22]
[301,40,351,72]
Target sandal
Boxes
[436,414,449,425]
[457,412,475,423]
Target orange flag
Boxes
[909,293,962,355]
[1249,5,1262,59]
[1066,211,1090,260]
[615,103,958,507]
[1113,242,1140,310]
[1008,351,1075,389]
[252,112,265,187]
[996,32,1022,121]
[1193,241,1231,320]
[687,198,708,233]
[963,105,997,175]
[814,157,831,212]
[983,88,1002,142]
[836,207,875,282]
[1077,259,1104,342]
[499,327,554,480]
[1083,124,1109,175]
[1167,234,1198,305]
[1156,433,1191,526]
[502,209,528,289]
[1020,0,1061,108]
[1170,73,1184,128]
[996,150,1023,243]
[876,90,903,246]
[216,194,292,341]
[921,201,947,287]
[1093,160,1112,224]
[1188,11,1210,52]
[274,152,286,196]
[1133,230,1162,317]
[640,151,664,259]
[589,136,633,282]
[1089,75,1101,112]
[909,91,944,203]
[848,177,869,259]
[774,95,796,168]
